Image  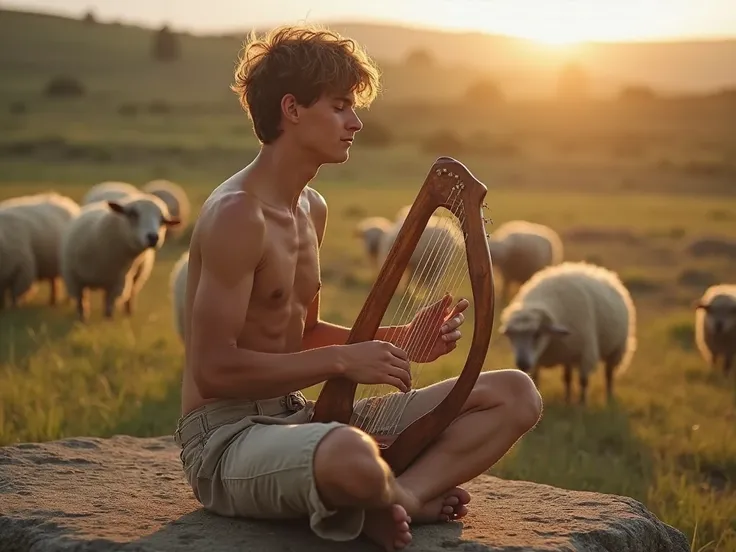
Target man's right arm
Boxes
[188,193,346,401]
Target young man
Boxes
[173,25,543,552]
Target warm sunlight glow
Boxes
[415,0,673,45]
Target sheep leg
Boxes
[76,288,90,322]
[724,354,733,377]
[577,351,599,406]
[124,295,134,316]
[10,264,36,308]
[563,364,573,404]
[103,290,116,319]
[48,277,58,306]
[604,360,617,403]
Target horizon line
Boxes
[3,4,736,46]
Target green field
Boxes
[1,8,736,551]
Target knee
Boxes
[475,370,542,431]
[313,426,391,505]
[502,370,543,430]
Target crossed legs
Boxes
[312,369,543,550]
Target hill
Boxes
[2,7,736,101]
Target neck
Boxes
[247,140,321,211]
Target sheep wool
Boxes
[354,216,393,267]
[170,251,189,342]
[377,212,465,297]
[487,220,564,304]
[60,193,180,321]
[0,192,80,308]
[82,181,140,205]
[499,261,637,405]
[142,179,191,239]
[694,283,736,376]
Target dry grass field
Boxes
[1,8,735,551]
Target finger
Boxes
[448,298,470,317]
[388,367,412,390]
[389,343,409,361]
[442,329,462,342]
[385,375,409,393]
[442,313,465,332]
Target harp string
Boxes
[353,191,470,436]
[380,217,470,437]
[365,211,469,437]
[351,189,463,432]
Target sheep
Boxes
[377,213,466,300]
[487,220,564,305]
[0,192,81,309]
[141,179,191,240]
[694,284,736,376]
[60,193,180,321]
[82,181,140,205]
[499,261,637,405]
[170,251,189,341]
[354,216,393,268]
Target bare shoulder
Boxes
[302,186,328,242]
[196,189,267,286]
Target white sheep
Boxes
[487,220,564,305]
[60,193,180,321]
[694,284,736,377]
[0,192,81,309]
[499,261,637,405]
[170,251,189,341]
[82,181,140,205]
[141,179,191,240]
[377,213,466,299]
[354,216,393,268]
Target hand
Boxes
[401,294,469,363]
[339,341,412,392]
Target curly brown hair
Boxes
[231,25,382,144]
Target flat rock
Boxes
[0,435,689,552]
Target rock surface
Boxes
[0,435,689,551]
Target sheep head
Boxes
[500,305,570,373]
[695,294,736,338]
[108,196,180,252]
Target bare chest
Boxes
[251,216,321,312]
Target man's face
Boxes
[292,92,363,164]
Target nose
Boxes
[516,355,532,373]
[348,113,363,132]
[146,232,159,247]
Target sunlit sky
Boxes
[6,0,736,44]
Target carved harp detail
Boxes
[312,156,495,476]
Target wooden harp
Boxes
[312,156,495,476]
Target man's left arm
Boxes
[300,188,408,351]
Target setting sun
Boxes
[414,0,673,46]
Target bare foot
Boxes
[362,504,413,551]
[410,487,471,524]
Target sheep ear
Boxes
[693,300,709,311]
[546,323,571,336]
[107,201,126,215]
[163,216,181,227]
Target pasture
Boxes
[1,8,735,551]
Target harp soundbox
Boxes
[311,156,495,476]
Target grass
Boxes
[2,7,736,551]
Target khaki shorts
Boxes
[173,389,426,542]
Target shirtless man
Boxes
[173,25,543,551]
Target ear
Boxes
[281,93,299,124]
[546,324,571,336]
[163,217,181,227]
[538,309,570,336]
[107,201,126,215]
[693,299,709,311]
